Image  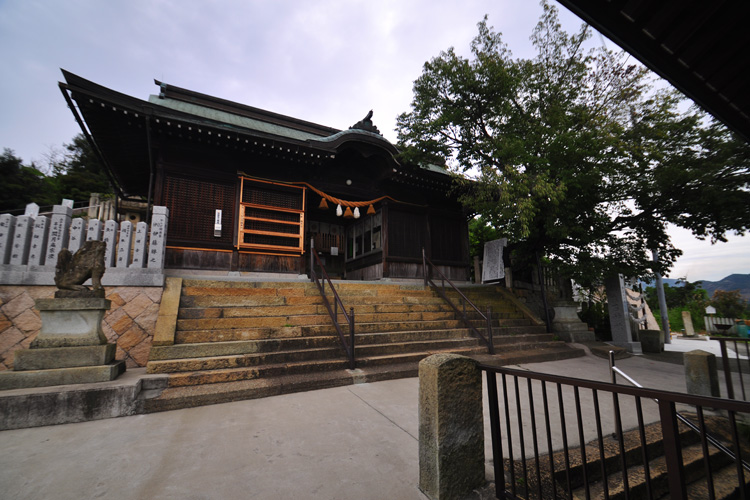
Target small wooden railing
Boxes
[310,239,355,369]
[422,248,494,354]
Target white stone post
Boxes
[148,206,169,269]
[86,219,103,241]
[28,217,49,266]
[45,205,72,267]
[9,216,33,266]
[130,221,148,268]
[68,218,86,254]
[0,214,16,265]
[102,220,118,267]
[116,221,133,268]
[24,203,39,217]
[88,193,100,219]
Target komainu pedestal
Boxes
[0,241,126,390]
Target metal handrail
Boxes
[309,239,355,369]
[422,248,494,354]
[710,336,750,400]
[609,350,750,473]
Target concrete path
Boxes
[1,345,746,500]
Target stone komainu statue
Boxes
[54,240,106,292]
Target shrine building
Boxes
[59,70,470,281]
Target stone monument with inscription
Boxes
[481,238,506,283]
[0,241,125,390]
[605,275,642,353]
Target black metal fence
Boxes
[712,336,750,401]
[481,362,750,499]
[422,248,494,354]
[310,239,355,369]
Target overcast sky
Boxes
[0,0,746,282]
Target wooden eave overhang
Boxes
[557,0,750,143]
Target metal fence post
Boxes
[349,307,356,370]
[658,399,687,499]
[310,238,315,283]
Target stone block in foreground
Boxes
[684,349,720,398]
[419,353,485,500]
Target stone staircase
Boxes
[551,415,750,499]
[143,279,583,412]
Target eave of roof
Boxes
[557,0,750,143]
[59,70,452,198]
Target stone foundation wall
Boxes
[0,285,163,370]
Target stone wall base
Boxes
[1,285,163,371]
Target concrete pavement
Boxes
[0,339,745,500]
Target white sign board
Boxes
[214,209,222,237]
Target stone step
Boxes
[148,337,488,375]
[177,302,458,319]
[172,318,541,344]
[470,343,585,367]
[181,279,427,293]
[179,294,452,309]
[686,461,750,500]
[141,345,586,414]
[574,441,731,500]
[177,310,461,325]
[141,362,421,413]
[158,331,557,363]
[159,343,487,387]
[174,328,479,347]
[181,282,436,298]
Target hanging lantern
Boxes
[343,206,354,218]
[318,197,329,210]
[353,207,360,219]
[336,204,343,216]
[366,204,376,215]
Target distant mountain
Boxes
[638,274,750,301]
[699,274,750,301]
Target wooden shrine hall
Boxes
[59,70,470,281]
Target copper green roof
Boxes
[148,94,326,142]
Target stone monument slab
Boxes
[682,311,696,337]
[481,237,506,283]
[27,216,49,266]
[605,274,642,353]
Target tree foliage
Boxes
[0,135,111,213]
[396,2,750,287]
[0,149,56,212]
[710,289,747,319]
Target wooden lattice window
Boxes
[238,177,306,254]
[162,174,235,247]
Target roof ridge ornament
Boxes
[350,110,381,135]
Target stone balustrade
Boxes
[0,205,168,287]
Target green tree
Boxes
[396,2,750,288]
[468,215,501,258]
[51,134,111,203]
[645,279,709,332]
[0,148,55,212]
[710,289,747,319]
